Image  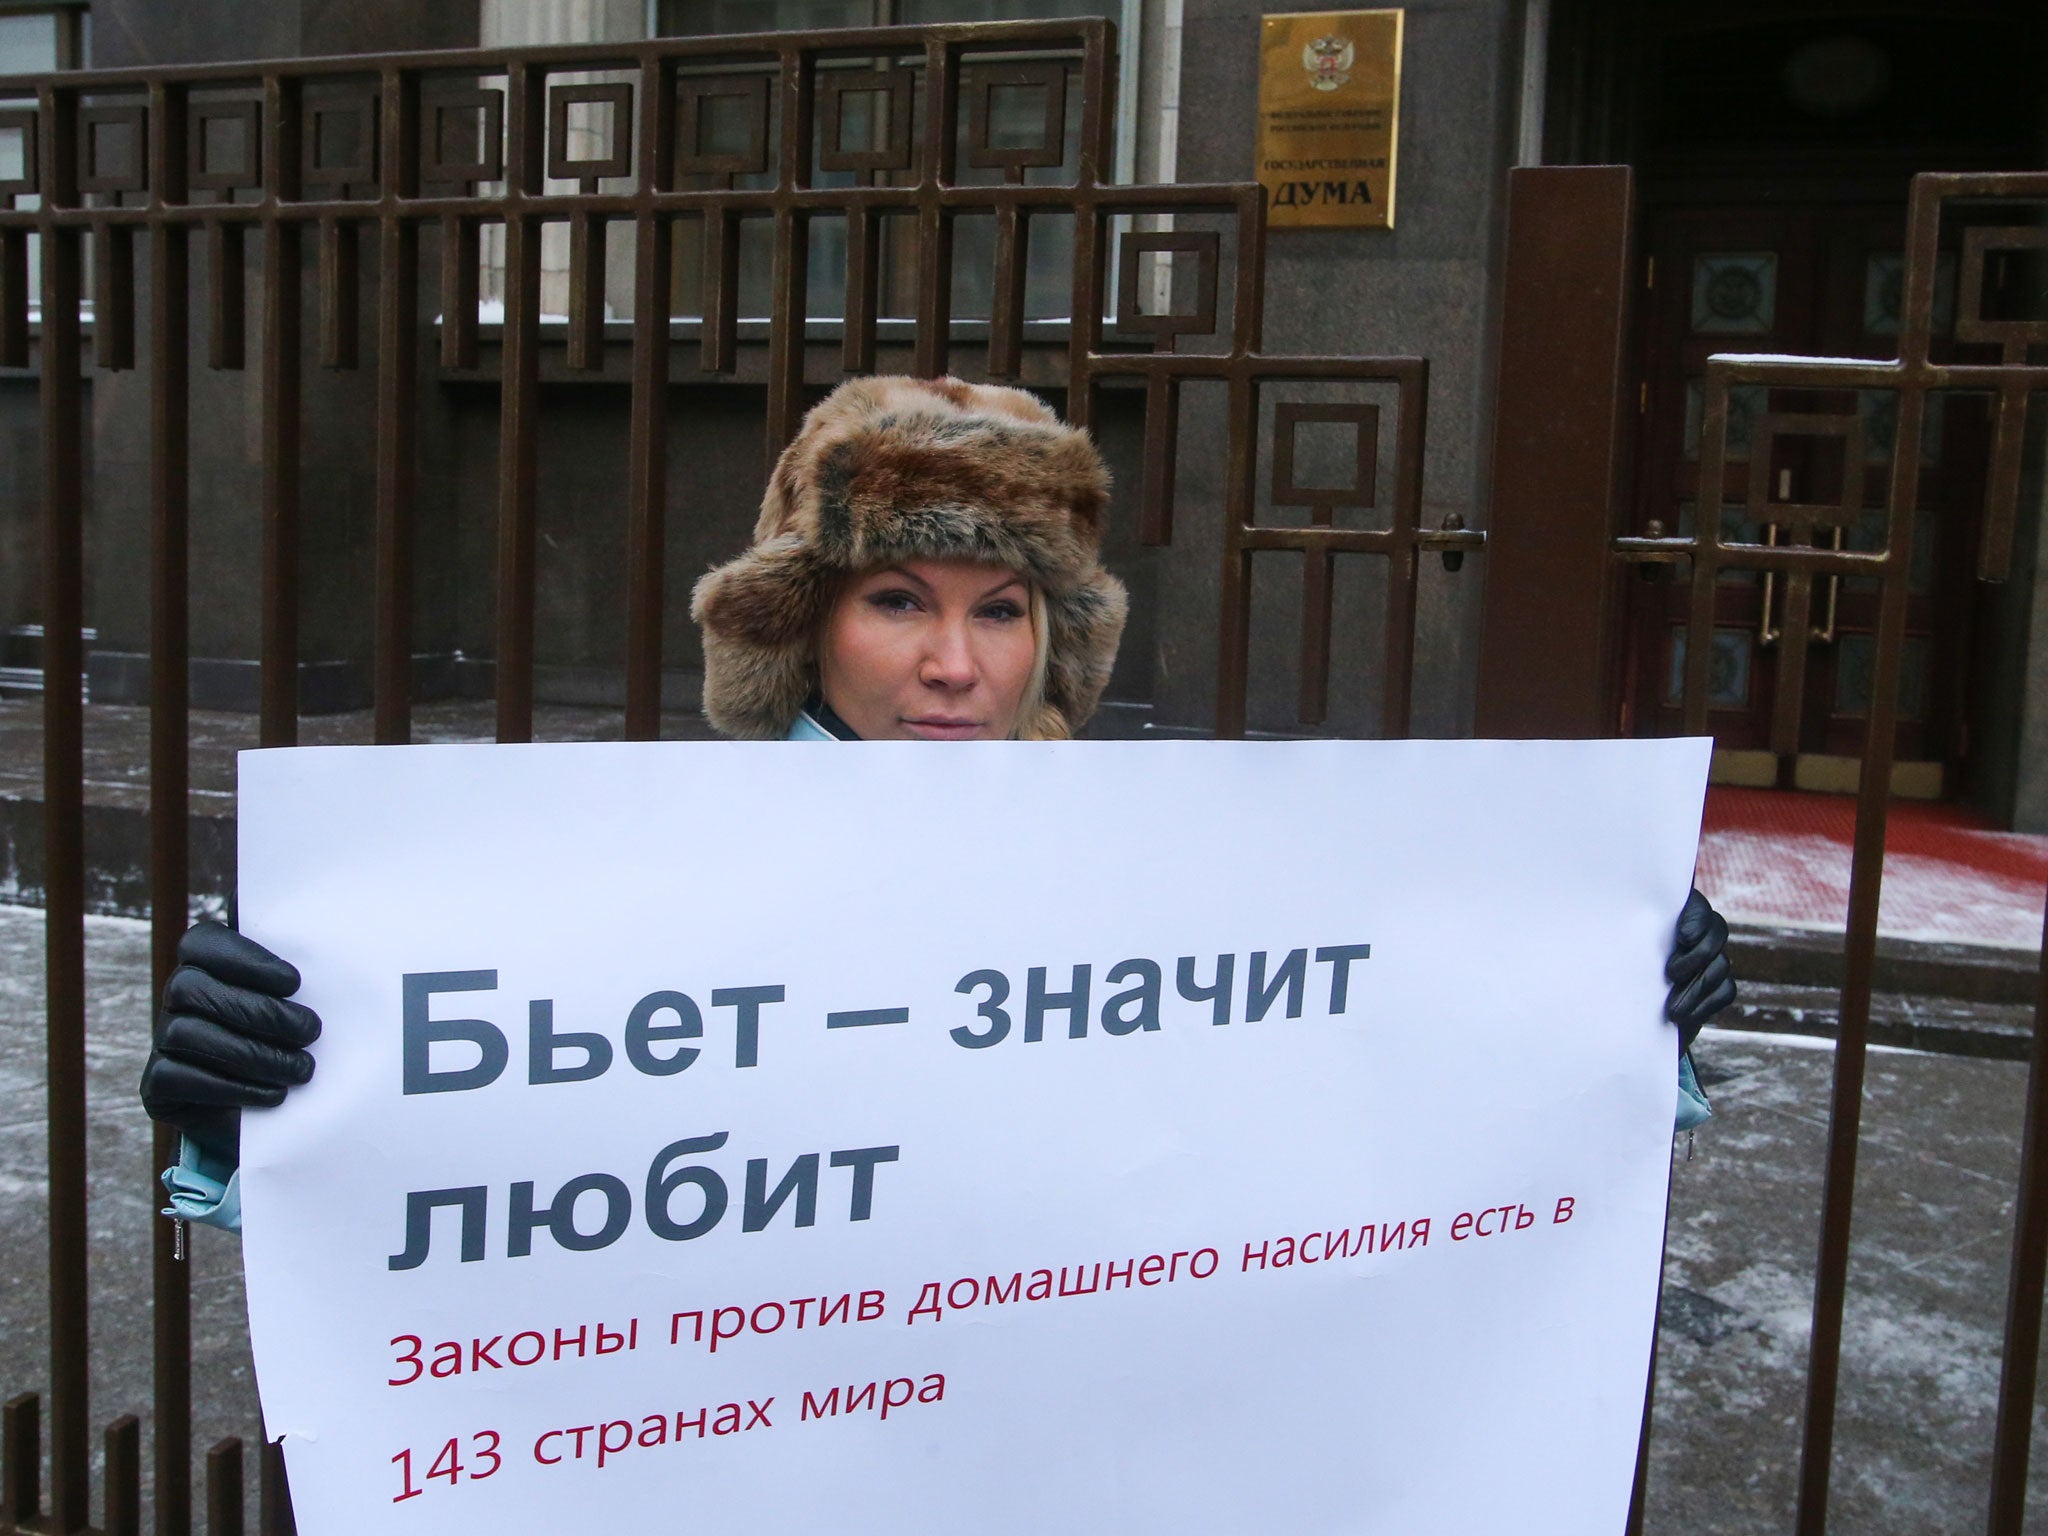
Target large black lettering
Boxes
[402,971,508,1095]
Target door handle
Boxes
[1756,467,1795,647]
[1758,522,1781,646]
[1758,522,1844,647]
[1812,526,1844,645]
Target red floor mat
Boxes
[1695,788,2048,950]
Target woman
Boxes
[141,375,1733,1231]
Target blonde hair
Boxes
[1011,582,1056,740]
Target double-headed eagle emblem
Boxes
[1302,34,1355,91]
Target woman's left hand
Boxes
[1666,888,1736,1049]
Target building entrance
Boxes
[1624,201,1989,797]
[1543,0,2043,800]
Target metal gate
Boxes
[1621,175,2048,1535]
[0,23,2044,1536]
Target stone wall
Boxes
[1964,56,2048,834]
[20,0,2042,825]
[1153,0,1524,735]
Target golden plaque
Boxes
[1256,8,1403,229]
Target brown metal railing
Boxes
[0,23,1471,1533]
[5,22,2045,1535]
[1612,172,2048,1536]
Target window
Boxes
[655,0,1149,326]
[0,11,59,74]
[0,2,84,73]
[1,4,84,323]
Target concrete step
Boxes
[1683,928,2044,1061]
[1711,980,2036,1062]
[0,625,100,697]
[0,790,232,921]
[1726,922,2038,1008]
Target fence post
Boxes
[37,75,92,1536]
[1988,896,2048,1533]
[1473,164,1635,738]
[148,77,196,1536]
[2,1394,39,1525]
[205,1440,243,1536]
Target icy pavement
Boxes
[0,904,262,1527]
[3,908,2047,1531]
[1698,788,2048,951]
[1649,1028,2048,1531]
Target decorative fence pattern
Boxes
[0,21,2045,1534]
[0,22,1466,1533]
[1612,172,2048,1536]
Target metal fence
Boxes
[1609,171,2048,1536]
[0,22,2043,1536]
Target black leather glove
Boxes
[139,921,321,1158]
[1665,887,1736,1051]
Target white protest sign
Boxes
[237,737,1709,1536]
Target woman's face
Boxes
[818,558,1037,740]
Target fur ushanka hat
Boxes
[691,375,1128,740]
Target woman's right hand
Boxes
[139,921,321,1156]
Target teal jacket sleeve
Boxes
[1676,1048,1712,1133]
[161,1135,242,1233]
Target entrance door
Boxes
[1623,202,1984,797]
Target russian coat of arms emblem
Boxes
[1301,34,1355,91]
